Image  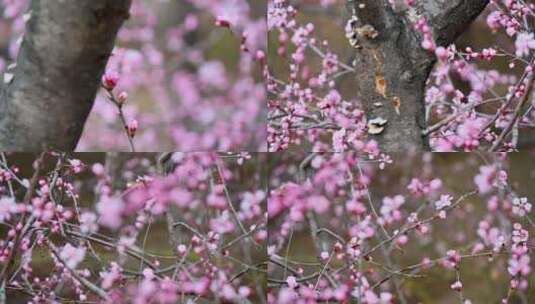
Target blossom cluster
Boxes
[268,152,533,303]
[0,152,266,302]
[267,0,375,152]
[0,152,533,303]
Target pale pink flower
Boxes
[508,254,531,276]
[209,211,235,234]
[474,165,496,194]
[96,195,124,229]
[177,244,187,256]
[364,290,393,304]
[100,262,122,289]
[380,195,405,224]
[238,286,251,298]
[451,281,463,291]
[512,197,532,217]
[286,276,297,289]
[60,244,86,269]
[307,195,330,214]
[79,212,98,235]
[91,163,105,176]
[277,287,298,304]
[435,194,453,210]
[515,32,535,57]
[68,159,84,173]
[486,11,503,30]
[0,197,16,222]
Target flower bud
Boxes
[435,47,448,61]
[102,71,119,90]
[117,91,128,107]
[215,17,231,28]
[127,119,138,138]
[450,281,463,291]
[255,50,266,63]
[177,244,187,256]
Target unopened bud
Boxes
[215,17,231,28]
[177,244,187,256]
[117,91,128,106]
[256,50,266,63]
[102,71,119,90]
[127,120,138,138]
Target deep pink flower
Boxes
[102,70,120,90]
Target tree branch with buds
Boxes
[0,0,132,150]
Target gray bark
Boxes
[0,0,132,150]
[352,0,489,152]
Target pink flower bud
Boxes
[286,276,297,289]
[117,91,128,106]
[421,38,434,51]
[435,47,448,61]
[177,244,187,256]
[450,281,463,291]
[255,50,266,63]
[102,71,119,90]
[215,17,230,28]
[127,119,138,138]
[142,268,154,279]
[184,14,198,31]
[238,286,251,298]
[192,235,201,246]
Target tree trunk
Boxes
[351,0,489,152]
[158,153,194,247]
[0,0,131,150]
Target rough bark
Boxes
[0,0,132,151]
[352,0,489,152]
